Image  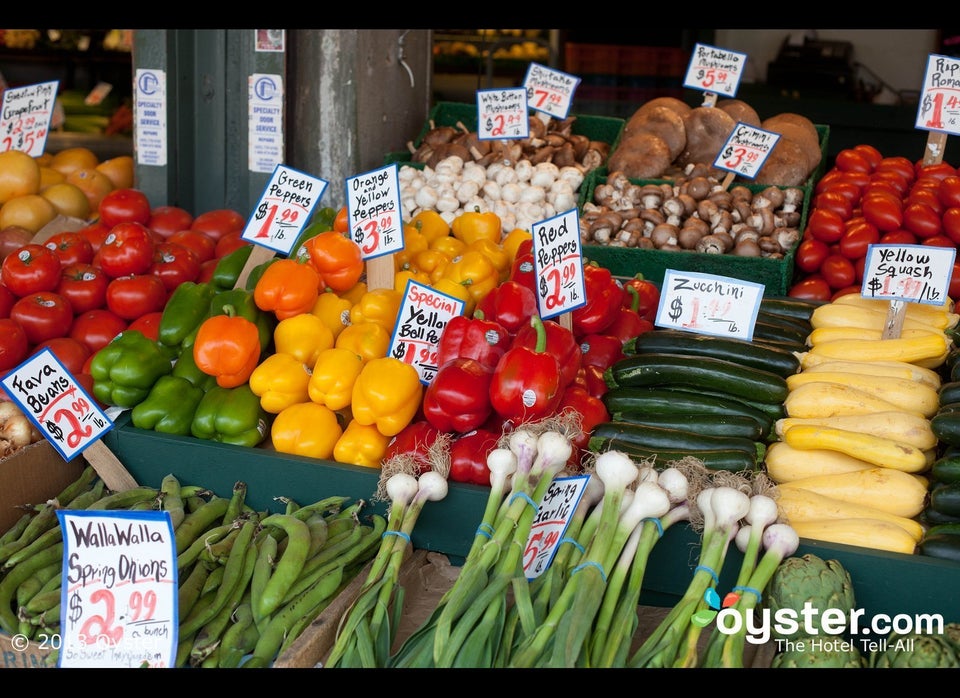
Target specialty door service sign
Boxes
[248,73,284,174]
[531,208,586,320]
[861,243,956,305]
[0,80,57,156]
[390,279,465,384]
[134,69,167,167]
[714,123,781,180]
[57,510,177,668]
[523,62,579,120]
[916,54,960,135]
[346,164,403,260]
[242,164,328,255]
[683,43,747,97]
[655,269,764,341]
[477,88,529,140]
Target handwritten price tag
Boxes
[523,62,580,120]
[531,208,586,320]
[916,54,960,135]
[0,80,57,156]
[683,43,747,98]
[347,163,403,260]
[523,475,588,580]
[242,164,328,256]
[57,510,177,668]
[861,243,955,305]
[390,279,465,384]
[714,123,781,179]
[655,269,764,341]
[1,349,112,461]
[477,88,529,141]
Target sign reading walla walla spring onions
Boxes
[346,163,403,260]
[861,243,956,305]
[531,207,586,320]
[390,279,465,384]
[242,164,328,256]
[655,269,764,341]
[713,123,781,180]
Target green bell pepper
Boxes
[89,330,176,408]
[211,244,253,290]
[171,347,217,392]
[190,383,270,448]
[130,375,205,435]
[157,281,218,350]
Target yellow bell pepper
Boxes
[409,209,450,244]
[452,209,502,246]
[441,249,500,314]
[311,290,353,340]
[334,321,390,363]
[248,352,312,414]
[430,277,472,311]
[394,268,431,294]
[468,238,511,282]
[271,401,343,460]
[308,346,364,410]
[350,356,423,437]
[339,280,368,306]
[429,234,466,260]
[395,223,429,272]
[501,227,533,262]
[414,248,452,284]
[349,288,402,333]
[333,418,391,469]
[273,312,334,366]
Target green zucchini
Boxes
[932,454,960,484]
[939,381,960,407]
[663,385,787,422]
[605,352,789,404]
[623,329,801,378]
[759,296,826,323]
[925,522,960,537]
[751,318,809,347]
[588,421,763,459]
[590,440,759,473]
[931,411,960,447]
[930,481,960,518]
[608,412,765,441]
[922,505,960,526]
[936,402,960,415]
[755,309,813,338]
[919,533,960,562]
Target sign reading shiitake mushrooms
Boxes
[655,268,764,341]
[683,43,747,101]
[713,123,782,181]
[477,87,529,140]
[522,62,580,121]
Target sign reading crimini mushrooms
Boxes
[477,87,529,140]
[0,79,58,156]
[390,279,465,384]
[861,243,956,305]
[242,164,328,256]
[683,43,747,98]
[531,208,586,320]
[656,269,764,341]
[714,123,781,180]
[523,62,580,121]
[346,163,403,260]
[524,474,589,580]
[916,53,960,136]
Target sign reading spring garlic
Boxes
[683,43,747,98]
[477,87,529,140]
[524,474,588,580]
[522,62,580,120]
[714,123,781,179]
[861,243,956,305]
[656,268,764,341]
[390,279,465,384]
[531,208,586,320]
[916,54,960,136]
[0,79,57,156]
[242,164,328,255]
[0,348,111,461]
[57,510,177,668]
[346,163,403,260]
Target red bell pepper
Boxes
[578,332,625,371]
[384,419,444,475]
[473,279,538,335]
[422,357,494,434]
[448,428,501,485]
[435,313,510,371]
[605,304,655,345]
[508,248,537,297]
[621,274,661,322]
[574,363,609,400]
[513,317,582,388]
[556,384,610,460]
[490,315,563,425]
[572,263,623,338]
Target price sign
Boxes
[655,269,764,341]
[389,279,465,384]
[683,43,747,98]
[523,475,589,580]
[714,123,781,179]
[57,510,178,668]
[1,349,112,462]
[0,80,57,156]
[861,243,955,305]
[523,62,580,120]
[242,164,328,256]
[916,54,960,135]
[477,88,529,140]
[346,163,403,260]
[531,208,586,320]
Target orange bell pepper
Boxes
[349,287,402,333]
[334,321,390,363]
[350,356,423,437]
[311,290,353,340]
[333,206,349,234]
[193,311,262,389]
[333,418,391,469]
[452,209,502,246]
[248,352,312,413]
[270,401,343,459]
[304,230,364,293]
[273,312,334,366]
[253,257,321,320]
[308,346,364,411]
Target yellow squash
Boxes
[776,467,928,518]
[785,371,939,417]
[804,333,949,365]
[775,486,925,541]
[781,424,930,473]
[774,411,937,451]
[764,441,875,482]
[789,518,919,555]
[796,357,941,389]
[783,381,918,419]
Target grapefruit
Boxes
[0,150,41,205]
[0,194,58,233]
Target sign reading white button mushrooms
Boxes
[390,279,465,384]
[656,269,764,341]
[522,62,580,120]
[714,123,781,180]
[477,87,529,140]
[242,164,328,256]
[346,163,403,260]
[1,348,112,461]
[531,208,586,320]
[683,43,747,98]
[916,54,960,135]
[861,243,956,305]
[0,79,58,156]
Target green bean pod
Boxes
[290,495,352,522]
[160,473,185,530]
[24,586,62,615]
[0,501,60,566]
[177,522,234,571]
[200,565,226,598]
[219,602,259,668]
[253,514,311,621]
[190,548,257,665]
[304,513,329,559]
[222,481,248,525]
[86,486,161,510]
[0,542,63,635]
[178,560,212,623]
[250,533,277,631]
[199,524,243,566]
[175,497,231,554]
[3,524,63,570]
[54,464,99,506]
[0,511,33,547]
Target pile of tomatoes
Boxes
[0,187,249,389]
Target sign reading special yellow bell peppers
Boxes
[389,279,465,384]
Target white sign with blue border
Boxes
[655,268,764,341]
[242,164,328,256]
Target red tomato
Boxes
[852,144,883,170]
[57,263,109,315]
[166,229,216,264]
[805,208,845,243]
[878,229,917,245]
[10,291,73,344]
[105,274,168,320]
[839,219,879,259]
[127,311,163,341]
[922,234,956,248]
[147,205,194,239]
[951,260,960,301]
[0,282,15,318]
[939,176,960,209]
[35,336,91,375]
[190,209,245,241]
[43,231,94,267]
[834,148,872,174]
[196,258,218,285]
[822,180,863,208]
[98,188,152,228]
[788,276,832,301]
[214,232,251,259]
[943,207,960,245]
[839,170,871,193]
[819,253,857,290]
[868,169,911,197]
[813,190,853,221]
[875,156,916,183]
[0,317,29,371]
[69,308,128,354]
[861,193,903,232]
[916,161,956,182]
[1,244,63,296]
[853,255,867,283]
[448,428,500,486]
[94,222,156,278]
[907,185,945,216]
[794,237,830,274]
[149,242,201,291]
[76,220,111,254]
[815,169,845,195]
[902,201,942,238]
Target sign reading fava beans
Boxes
[531,208,586,320]
[916,54,960,135]
[861,243,956,305]
[655,269,764,341]
[390,279,465,384]
[477,87,529,140]
[346,164,403,260]
[243,164,328,255]
[523,62,580,120]
[0,80,58,156]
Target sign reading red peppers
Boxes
[531,208,586,319]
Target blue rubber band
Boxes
[474,525,493,539]
[643,517,664,538]
[558,537,585,554]
[382,530,411,543]
[694,564,719,585]
[509,491,538,510]
[572,560,607,583]
[733,585,762,603]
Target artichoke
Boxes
[765,553,856,640]
[870,631,960,668]
[771,635,865,668]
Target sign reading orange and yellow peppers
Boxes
[350,356,422,437]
